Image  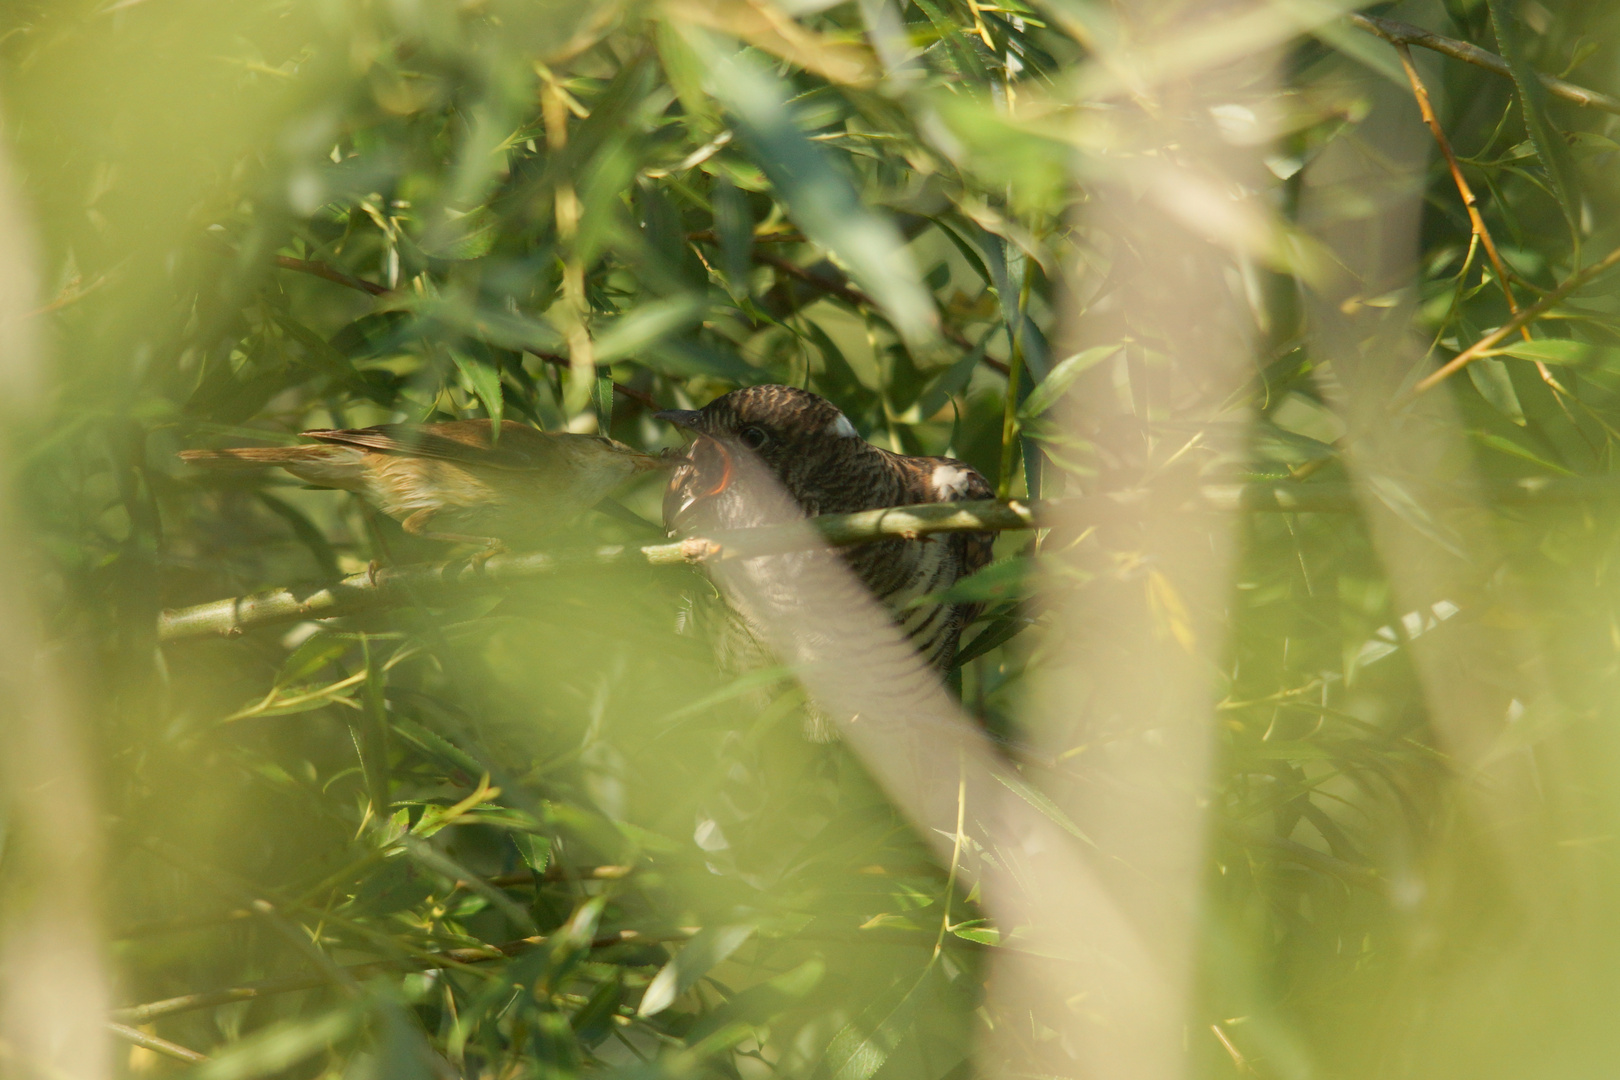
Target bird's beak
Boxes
[654,409,704,433]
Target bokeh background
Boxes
[4,0,1620,1077]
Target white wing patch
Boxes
[931,464,973,499]
[828,413,859,439]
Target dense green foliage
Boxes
[6,0,1620,1077]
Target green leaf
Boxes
[1495,339,1620,367]
[514,831,552,875]
[949,923,1001,946]
[713,173,754,289]
[452,349,504,427]
[422,206,500,260]
[1486,0,1581,237]
[594,371,614,432]
[1308,20,1407,87]
[951,611,1035,669]
[638,924,756,1016]
[820,966,938,1080]
[192,1009,360,1080]
[389,716,486,780]
[571,973,624,1047]
[805,319,877,409]
[686,28,937,345]
[593,293,708,363]
[640,338,760,383]
[1474,431,1576,476]
[1466,357,1525,425]
[407,295,566,354]
[1019,343,1120,418]
[274,632,347,687]
[911,557,1033,607]
[992,769,1096,848]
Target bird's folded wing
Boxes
[301,422,553,471]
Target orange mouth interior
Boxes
[695,436,734,500]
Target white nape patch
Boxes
[931,464,973,499]
[828,413,859,439]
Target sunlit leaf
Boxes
[638,924,756,1016]
[192,1009,361,1080]
[1019,344,1121,418]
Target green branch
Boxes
[158,480,1610,643]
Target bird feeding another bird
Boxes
[657,385,995,674]
[179,420,662,556]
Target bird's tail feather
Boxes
[178,446,327,468]
[178,445,367,489]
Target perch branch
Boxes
[1351,13,1620,115]
[159,480,1616,642]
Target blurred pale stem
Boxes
[1013,4,1278,1078]
[545,78,596,418]
[0,128,110,1080]
[1299,59,1553,868]
[696,475,1166,1080]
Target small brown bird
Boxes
[180,420,661,552]
[658,385,994,671]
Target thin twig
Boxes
[754,251,882,312]
[685,229,805,245]
[527,350,662,411]
[1352,13,1620,115]
[1393,43,1579,414]
[1413,243,1620,394]
[1396,45,1527,333]
[158,479,1620,642]
[274,255,391,296]
[107,1022,210,1064]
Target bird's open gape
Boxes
[695,437,735,501]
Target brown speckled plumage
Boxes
[660,385,994,671]
[181,420,659,550]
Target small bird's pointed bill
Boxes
[655,409,704,432]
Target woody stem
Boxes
[156,478,1616,642]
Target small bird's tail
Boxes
[178,444,368,490]
[178,446,325,468]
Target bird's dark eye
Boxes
[738,426,768,451]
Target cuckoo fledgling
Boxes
[181,420,660,553]
[658,385,995,672]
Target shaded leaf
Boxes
[686,27,938,344]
